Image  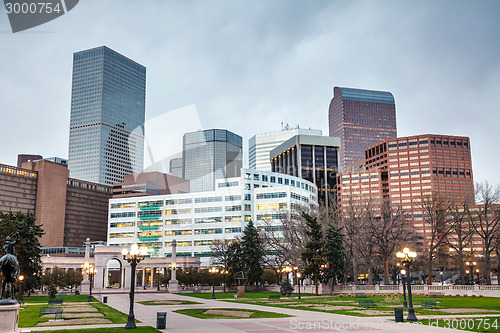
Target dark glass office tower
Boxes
[328,86,396,171]
[270,134,340,203]
[68,46,146,185]
[183,129,242,192]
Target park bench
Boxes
[423,300,437,308]
[48,298,63,305]
[429,292,443,297]
[268,295,281,300]
[358,299,376,307]
[355,292,367,297]
[192,289,201,293]
[39,306,63,319]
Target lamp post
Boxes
[18,275,24,303]
[466,261,476,284]
[87,267,96,302]
[122,244,145,329]
[282,266,293,297]
[221,270,228,293]
[475,269,480,285]
[209,267,219,299]
[396,248,417,321]
[400,269,408,308]
[296,272,302,300]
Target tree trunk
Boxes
[484,251,492,285]
[352,256,358,286]
[384,259,390,285]
[496,247,500,285]
[315,276,319,296]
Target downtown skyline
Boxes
[1,1,499,186]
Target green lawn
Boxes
[419,317,500,332]
[23,295,95,303]
[219,294,500,317]
[138,299,201,305]
[35,327,161,333]
[179,291,312,300]
[19,301,136,327]
[174,308,292,319]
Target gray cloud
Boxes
[0,0,498,185]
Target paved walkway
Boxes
[24,292,483,332]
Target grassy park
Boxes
[183,292,500,318]
[19,300,135,327]
[174,307,292,319]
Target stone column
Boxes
[168,239,179,293]
[81,238,91,294]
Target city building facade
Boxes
[107,168,317,266]
[249,127,322,171]
[328,86,397,171]
[113,171,189,198]
[0,160,112,248]
[337,134,474,248]
[68,46,146,185]
[270,134,340,203]
[182,129,242,192]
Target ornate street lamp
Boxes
[209,267,219,299]
[400,269,408,308]
[466,261,477,284]
[475,269,480,285]
[396,247,417,321]
[18,275,24,303]
[122,244,145,329]
[221,270,229,293]
[296,272,302,300]
[282,266,293,297]
[82,263,96,302]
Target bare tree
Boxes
[470,181,500,285]
[421,193,452,285]
[446,198,475,284]
[210,239,232,271]
[340,197,365,285]
[259,206,307,280]
[368,199,417,285]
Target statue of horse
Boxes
[0,234,20,301]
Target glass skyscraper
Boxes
[328,86,396,171]
[183,129,243,192]
[68,46,146,185]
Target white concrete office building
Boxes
[249,128,322,172]
[108,168,317,267]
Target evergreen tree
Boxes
[0,211,44,292]
[324,224,346,285]
[301,212,324,295]
[240,220,264,285]
[226,220,264,286]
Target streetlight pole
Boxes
[282,266,292,297]
[87,267,96,302]
[18,275,24,303]
[400,269,407,308]
[397,248,417,322]
[209,267,219,299]
[296,272,301,300]
[122,244,145,329]
[466,261,476,284]
[475,269,480,285]
[222,270,228,293]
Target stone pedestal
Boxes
[237,286,245,297]
[168,280,179,293]
[0,302,20,332]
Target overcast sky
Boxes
[1,0,499,185]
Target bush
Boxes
[455,293,460,297]
[280,280,294,296]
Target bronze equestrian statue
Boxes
[0,233,20,303]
